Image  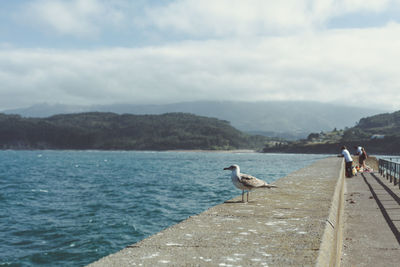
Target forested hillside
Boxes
[263,110,400,155]
[0,112,268,150]
[3,101,384,139]
[342,110,400,140]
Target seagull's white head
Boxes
[223,164,240,173]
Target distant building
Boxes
[371,134,385,139]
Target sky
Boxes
[1,0,400,111]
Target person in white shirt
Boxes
[340,146,353,177]
[354,146,363,156]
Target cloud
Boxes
[1,22,400,110]
[142,0,400,36]
[20,0,124,37]
[14,0,400,40]
[142,0,313,36]
[3,1,400,110]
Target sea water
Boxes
[0,150,328,266]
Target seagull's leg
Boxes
[247,191,249,202]
[242,190,244,202]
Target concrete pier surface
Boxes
[341,158,400,266]
[88,157,344,266]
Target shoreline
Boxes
[165,149,257,153]
[0,148,258,153]
[2,149,399,158]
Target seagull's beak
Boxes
[223,167,230,170]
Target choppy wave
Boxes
[0,150,328,266]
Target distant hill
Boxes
[0,112,269,150]
[346,110,400,138]
[263,110,400,155]
[2,101,385,139]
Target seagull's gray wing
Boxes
[239,173,268,188]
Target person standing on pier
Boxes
[354,145,368,170]
[359,147,368,170]
[340,146,354,177]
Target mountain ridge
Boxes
[0,112,269,150]
[2,101,385,139]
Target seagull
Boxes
[224,164,277,202]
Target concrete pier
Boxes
[341,160,400,266]
[88,157,344,266]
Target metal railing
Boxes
[379,158,400,189]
